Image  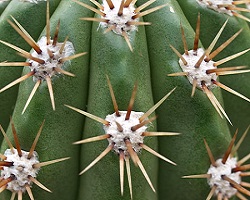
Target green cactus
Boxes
[0,0,249,200]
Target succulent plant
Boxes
[0,0,249,200]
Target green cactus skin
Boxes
[0,0,61,131]
[0,0,92,199]
[75,11,161,200]
[0,0,10,15]
[137,0,234,199]
[0,0,249,200]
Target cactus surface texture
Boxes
[0,0,249,200]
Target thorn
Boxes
[54,68,75,77]
[206,185,217,200]
[29,176,52,193]
[194,52,206,68]
[132,4,167,19]
[180,22,189,55]
[167,72,188,76]
[203,139,216,167]
[142,132,180,136]
[65,105,110,125]
[222,175,250,196]
[10,16,37,44]
[22,80,41,115]
[191,79,197,97]
[45,76,55,111]
[18,190,22,200]
[233,164,250,172]
[103,25,116,34]
[140,143,176,165]
[206,66,247,74]
[212,80,250,103]
[119,150,124,196]
[33,157,70,168]
[106,75,120,116]
[46,0,50,45]
[59,36,69,54]
[79,145,113,175]
[169,45,187,65]
[0,62,31,67]
[0,161,13,167]
[241,181,250,188]
[47,48,54,58]
[125,156,133,199]
[216,69,250,76]
[125,139,139,165]
[25,185,34,200]
[227,6,250,13]
[10,193,16,200]
[232,0,250,5]
[214,48,250,67]
[240,172,250,177]
[182,174,211,179]
[0,185,7,193]
[59,52,87,63]
[124,0,133,7]
[28,120,45,159]
[135,0,156,13]
[232,125,250,156]
[122,31,133,52]
[106,0,115,9]
[125,82,138,120]
[73,134,110,145]
[0,40,31,56]
[205,19,229,60]
[136,154,155,192]
[118,0,125,16]
[52,20,60,46]
[139,87,176,122]
[193,13,200,52]
[90,0,104,10]
[202,82,232,125]
[18,52,45,64]
[10,118,22,157]
[0,124,14,153]
[0,175,15,188]
[126,21,151,26]
[72,0,106,16]
[206,28,242,62]
[131,116,156,131]
[238,153,250,166]
[236,192,248,200]
[116,121,123,132]
[7,19,42,54]
[222,129,238,164]
[0,153,7,160]
[79,17,109,23]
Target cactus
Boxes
[0,0,249,200]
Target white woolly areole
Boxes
[100,0,139,35]
[1,148,40,193]
[103,111,147,155]
[179,48,218,89]
[30,36,75,82]
[207,157,241,198]
[196,0,234,16]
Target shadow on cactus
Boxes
[168,14,250,125]
[197,0,250,22]
[0,120,69,200]
[0,0,86,113]
[72,0,167,51]
[65,75,180,199]
[183,125,250,200]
